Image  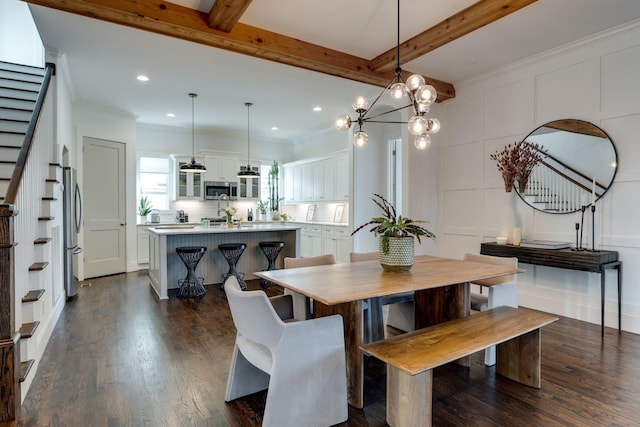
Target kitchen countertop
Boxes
[147,223,302,235]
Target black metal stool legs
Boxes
[219,244,247,290]
[176,247,207,299]
[259,241,285,287]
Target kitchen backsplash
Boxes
[150,199,349,224]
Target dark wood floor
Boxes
[3,270,639,426]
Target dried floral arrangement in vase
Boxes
[490,141,547,193]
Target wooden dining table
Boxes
[254,255,522,408]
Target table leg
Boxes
[618,263,622,332]
[314,300,363,409]
[601,268,605,338]
[414,282,470,366]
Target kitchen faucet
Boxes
[217,194,230,217]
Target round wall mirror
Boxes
[516,119,618,214]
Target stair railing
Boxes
[3,63,54,204]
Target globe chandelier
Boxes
[334,0,441,150]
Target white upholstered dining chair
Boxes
[464,252,518,366]
[224,276,348,427]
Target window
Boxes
[139,156,169,210]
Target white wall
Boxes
[438,21,640,334]
[0,0,43,66]
[136,123,295,164]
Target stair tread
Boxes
[34,237,52,245]
[19,321,40,339]
[19,360,35,383]
[22,289,45,302]
[29,261,49,271]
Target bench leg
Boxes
[496,328,541,388]
[387,366,432,427]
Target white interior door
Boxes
[82,137,126,278]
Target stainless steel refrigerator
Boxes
[63,167,82,299]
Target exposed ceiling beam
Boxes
[371,0,538,73]
[23,0,456,101]
[207,0,252,32]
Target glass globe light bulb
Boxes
[414,134,432,150]
[407,115,428,136]
[426,118,441,134]
[353,131,368,147]
[352,96,369,113]
[416,102,430,114]
[406,74,425,92]
[389,82,407,100]
[335,115,352,131]
[415,84,437,106]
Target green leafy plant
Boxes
[256,200,269,215]
[351,193,436,253]
[268,160,280,211]
[138,196,153,216]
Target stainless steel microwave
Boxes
[204,181,238,200]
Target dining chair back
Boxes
[224,276,348,427]
[283,254,336,319]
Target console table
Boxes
[480,242,621,337]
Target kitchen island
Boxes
[148,223,301,299]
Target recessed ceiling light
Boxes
[313,106,322,112]
[136,74,149,82]
[166,113,175,118]
[271,126,278,131]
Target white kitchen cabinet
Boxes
[300,163,314,202]
[312,159,335,201]
[283,165,294,202]
[300,224,322,258]
[205,156,238,182]
[174,156,204,199]
[334,154,349,201]
[238,164,260,199]
[137,226,150,264]
[321,225,351,263]
[282,151,349,203]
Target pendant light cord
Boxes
[246,102,251,165]
[190,93,196,161]
[396,0,401,76]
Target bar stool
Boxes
[258,241,285,287]
[219,243,247,290]
[176,246,207,298]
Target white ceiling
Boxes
[28,0,640,143]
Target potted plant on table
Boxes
[351,194,436,272]
[256,200,269,221]
[138,196,153,222]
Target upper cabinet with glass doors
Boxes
[172,155,204,200]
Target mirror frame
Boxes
[515,119,618,214]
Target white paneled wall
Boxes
[438,21,640,334]
[14,92,65,401]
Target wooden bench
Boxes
[360,306,558,427]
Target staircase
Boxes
[0,60,59,422]
[0,62,43,199]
